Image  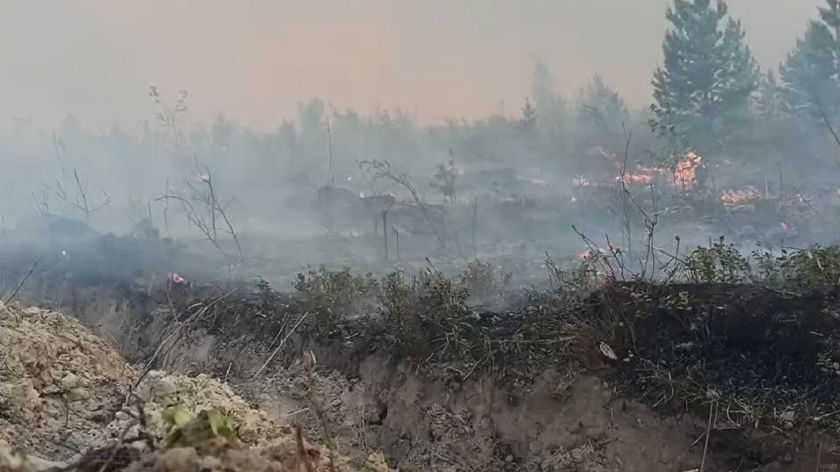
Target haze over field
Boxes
[0,0,823,130]
[2,0,840,293]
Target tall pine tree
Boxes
[651,0,759,150]
[780,0,840,128]
[754,71,786,121]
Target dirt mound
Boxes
[0,300,392,472]
[0,299,132,459]
[2,428,392,472]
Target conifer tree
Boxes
[578,74,629,137]
[780,1,840,127]
[754,71,786,121]
[530,58,566,138]
[651,0,759,149]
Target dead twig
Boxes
[359,159,449,251]
[304,351,337,472]
[252,311,310,379]
[224,361,233,383]
[154,159,243,262]
[295,425,315,472]
[131,291,235,395]
[70,168,110,224]
[57,394,151,472]
[6,255,41,303]
[700,399,718,472]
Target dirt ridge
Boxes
[10,275,838,471]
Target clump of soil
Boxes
[0,300,392,472]
[110,371,280,446]
[1,427,392,472]
[119,435,392,472]
[0,299,133,459]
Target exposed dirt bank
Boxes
[0,299,391,472]
[8,274,838,472]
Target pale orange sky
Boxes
[0,0,824,131]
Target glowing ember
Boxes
[673,152,703,189]
[611,152,703,189]
[169,273,187,284]
[617,172,653,185]
[577,249,593,260]
[573,176,591,187]
[720,186,761,205]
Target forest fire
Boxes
[673,151,703,189]
[617,171,654,185]
[720,186,761,205]
[600,151,704,190]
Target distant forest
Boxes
[4,0,840,228]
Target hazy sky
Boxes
[0,0,824,131]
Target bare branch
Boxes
[155,159,243,262]
[359,159,448,249]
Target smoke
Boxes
[0,0,831,292]
[0,0,820,130]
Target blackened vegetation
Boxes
[602,282,840,410]
[160,273,840,470]
[0,216,213,300]
[3,222,840,456]
[173,270,840,439]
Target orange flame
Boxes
[674,152,702,189]
[720,186,761,205]
[617,172,653,185]
[610,151,703,189]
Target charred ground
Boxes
[2,227,840,471]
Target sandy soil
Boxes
[0,300,392,472]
